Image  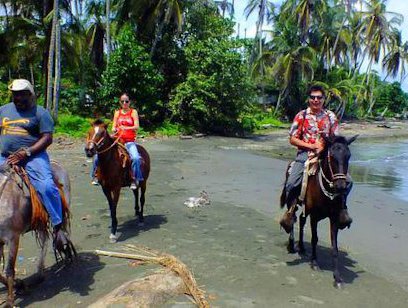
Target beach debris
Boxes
[194,133,206,138]
[184,191,210,208]
[180,135,193,140]
[94,245,209,308]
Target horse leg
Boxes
[330,218,343,288]
[0,243,7,286]
[102,186,119,242]
[287,226,296,254]
[310,217,320,271]
[133,187,139,217]
[298,212,307,255]
[37,231,47,280]
[139,182,147,224]
[3,236,20,307]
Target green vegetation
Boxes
[1,0,408,138]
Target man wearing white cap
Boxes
[0,79,64,240]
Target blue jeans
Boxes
[91,142,143,181]
[0,151,63,226]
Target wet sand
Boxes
[3,121,408,307]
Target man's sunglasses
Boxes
[309,95,323,100]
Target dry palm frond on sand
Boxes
[95,244,209,308]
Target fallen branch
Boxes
[95,246,209,308]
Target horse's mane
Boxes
[92,118,105,126]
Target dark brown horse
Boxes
[84,120,150,242]
[280,135,357,288]
[0,161,74,307]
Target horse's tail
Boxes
[280,186,286,209]
[280,162,292,209]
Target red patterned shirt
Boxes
[289,107,339,150]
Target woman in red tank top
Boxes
[111,93,143,190]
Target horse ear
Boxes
[321,134,332,146]
[346,134,358,145]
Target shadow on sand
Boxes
[285,243,364,285]
[13,252,103,307]
[115,214,168,242]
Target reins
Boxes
[86,129,123,155]
[318,149,347,200]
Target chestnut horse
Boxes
[84,120,150,242]
[0,161,75,307]
[280,135,357,288]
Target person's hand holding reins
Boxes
[7,149,28,165]
[311,140,325,155]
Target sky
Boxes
[231,0,408,90]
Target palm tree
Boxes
[215,0,234,18]
[46,0,58,111]
[382,29,408,82]
[359,0,403,82]
[106,0,111,63]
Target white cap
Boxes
[8,79,35,95]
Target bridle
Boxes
[318,147,348,200]
[86,127,122,155]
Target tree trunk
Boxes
[53,15,61,119]
[30,64,35,86]
[46,0,57,111]
[106,0,111,63]
[330,15,347,69]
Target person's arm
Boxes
[7,133,52,165]
[112,110,119,133]
[289,135,323,154]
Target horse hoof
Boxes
[109,234,117,243]
[334,281,344,289]
[297,248,307,256]
[287,245,296,254]
[310,262,321,271]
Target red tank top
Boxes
[116,108,137,143]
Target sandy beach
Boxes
[2,120,408,307]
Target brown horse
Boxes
[280,135,357,288]
[0,161,75,307]
[84,120,150,242]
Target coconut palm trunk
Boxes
[53,15,61,119]
[46,0,58,111]
[106,0,111,63]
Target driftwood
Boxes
[89,272,186,308]
[94,245,209,308]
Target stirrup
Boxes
[53,230,77,263]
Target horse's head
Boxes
[321,134,358,193]
[84,119,109,158]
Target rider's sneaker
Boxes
[130,181,138,190]
[91,178,99,186]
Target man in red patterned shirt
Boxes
[279,85,352,232]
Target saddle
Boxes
[13,165,70,232]
[298,156,319,202]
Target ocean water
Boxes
[350,139,408,202]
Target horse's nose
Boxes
[84,147,95,158]
[334,180,347,192]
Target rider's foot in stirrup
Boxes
[91,177,99,186]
